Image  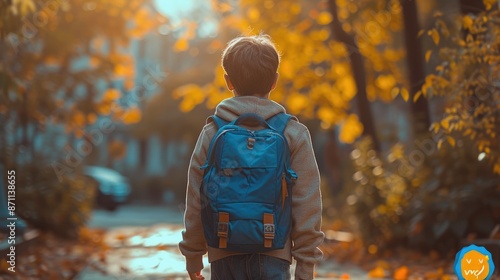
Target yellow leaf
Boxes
[316,12,333,25]
[247,7,260,21]
[437,139,444,149]
[280,60,295,80]
[12,0,36,17]
[339,114,363,144]
[122,107,142,124]
[413,91,422,102]
[493,162,500,174]
[401,88,409,102]
[173,83,204,99]
[447,136,456,147]
[73,112,86,127]
[375,75,396,90]
[463,15,474,30]
[425,50,432,62]
[290,3,301,15]
[417,29,425,37]
[114,64,134,77]
[173,38,189,52]
[483,0,497,10]
[338,76,356,100]
[174,83,205,112]
[429,28,440,45]
[391,87,400,99]
[286,93,309,114]
[317,106,336,125]
[440,116,451,130]
[103,88,121,101]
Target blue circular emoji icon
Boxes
[454,244,495,280]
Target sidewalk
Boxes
[76,224,369,280]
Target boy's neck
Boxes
[234,92,270,99]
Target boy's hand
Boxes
[188,271,205,280]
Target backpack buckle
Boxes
[263,213,274,248]
[263,224,275,239]
[247,137,256,149]
[217,222,229,237]
[218,212,229,248]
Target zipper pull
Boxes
[281,173,288,208]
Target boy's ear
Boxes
[224,74,235,91]
[270,73,279,90]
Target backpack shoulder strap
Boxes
[207,115,229,129]
[201,115,230,170]
[267,113,298,180]
[266,113,292,135]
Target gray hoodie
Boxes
[179,96,324,280]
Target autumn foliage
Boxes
[171,0,500,255]
[0,0,162,237]
[0,0,499,274]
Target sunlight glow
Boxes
[154,0,217,37]
[154,0,194,20]
[478,152,486,161]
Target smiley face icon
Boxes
[455,245,495,280]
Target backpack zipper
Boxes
[267,132,298,180]
[203,128,237,168]
[281,172,288,208]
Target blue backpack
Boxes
[200,112,297,252]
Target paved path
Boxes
[76,204,369,280]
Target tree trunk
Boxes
[328,0,380,152]
[324,129,343,196]
[139,138,148,171]
[459,0,486,14]
[400,0,431,135]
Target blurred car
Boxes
[83,166,131,211]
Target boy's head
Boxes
[221,34,280,97]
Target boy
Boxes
[179,34,324,280]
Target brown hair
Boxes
[221,34,280,96]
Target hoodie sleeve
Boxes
[178,124,212,273]
[289,125,324,280]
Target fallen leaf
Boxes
[394,266,410,280]
[340,273,351,279]
[368,267,388,278]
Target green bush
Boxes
[347,136,500,253]
[14,164,96,239]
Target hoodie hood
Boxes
[213,96,286,122]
